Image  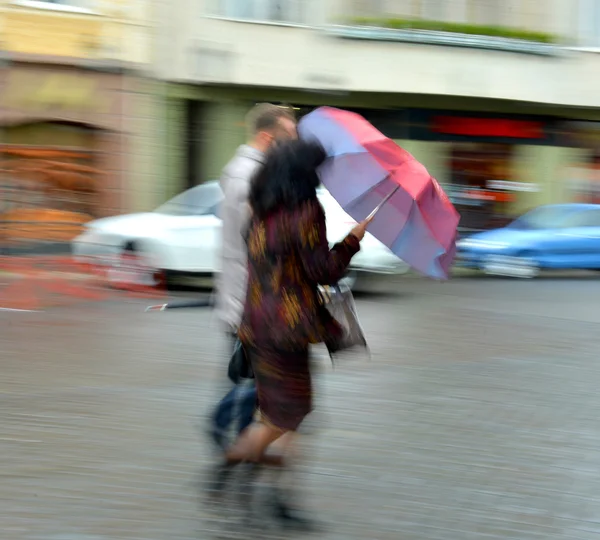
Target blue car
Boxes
[456,204,600,277]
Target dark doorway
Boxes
[184,100,209,191]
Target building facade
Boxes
[0,0,159,233]
[154,0,600,230]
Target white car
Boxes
[72,181,409,287]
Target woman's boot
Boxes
[236,462,263,525]
[207,458,240,499]
[269,486,318,531]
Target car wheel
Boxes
[107,242,164,289]
[481,252,540,279]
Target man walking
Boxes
[215,103,297,352]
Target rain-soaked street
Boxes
[3,275,600,539]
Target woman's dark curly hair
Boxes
[249,139,326,219]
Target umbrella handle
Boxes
[365,185,400,221]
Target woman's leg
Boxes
[268,432,296,461]
[262,432,298,504]
[228,425,312,528]
[219,422,285,519]
[226,421,284,464]
[209,425,280,499]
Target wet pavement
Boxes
[2,275,600,539]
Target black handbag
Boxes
[227,338,254,384]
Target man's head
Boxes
[246,103,297,153]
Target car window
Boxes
[508,206,578,230]
[561,209,600,228]
[154,183,223,216]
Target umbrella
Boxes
[298,106,460,280]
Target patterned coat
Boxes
[239,197,360,352]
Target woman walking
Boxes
[213,139,371,527]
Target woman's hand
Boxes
[350,217,374,241]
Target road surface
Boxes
[2,275,600,539]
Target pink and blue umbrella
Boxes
[298,106,460,280]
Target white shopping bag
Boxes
[319,283,370,360]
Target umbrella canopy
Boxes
[298,106,460,280]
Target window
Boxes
[154,183,224,217]
[469,0,511,27]
[578,0,600,47]
[562,209,600,228]
[508,206,578,230]
[216,0,305,24]
[12,0,96,13]
[420,0,446,21]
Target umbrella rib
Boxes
[322,149,369,159]
[385,201,446,276]
[366,185,401,221]
[339,174,392,214]
[385,197,416,259]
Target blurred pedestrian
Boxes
[214,139,371,528]
[215,103,297,355]
[208,103,297,517]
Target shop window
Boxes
[577,0,600,47]
[448,143,518,231]
[567,152,600,204]
[0,121,101,244]
[215,0,305,24]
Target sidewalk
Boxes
[0,255,166,310]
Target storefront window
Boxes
[561,121,600,203]
[447,143,519,231]
[568,153,600,204]
[0,122,100,244]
